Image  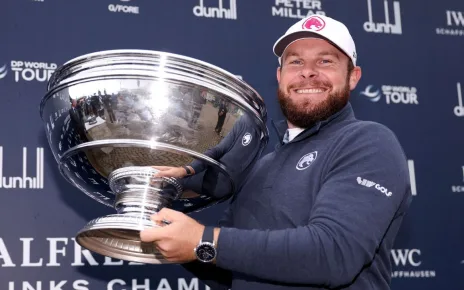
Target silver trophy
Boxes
[39,50,268,264]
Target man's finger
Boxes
[139,227,164,243]
[149,214,172,226]
[150,208,183,224]
[150,213,172,225]
[157,208,185,221]
[152,171,172,177]
[152,166,171,171]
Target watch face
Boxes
[196,243,216,262]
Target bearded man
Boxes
[139,15,412,290]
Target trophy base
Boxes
[75,214,171,264]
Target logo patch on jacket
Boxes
[357,177,393,197]
[296,151,318,170]
[242,133,252,146]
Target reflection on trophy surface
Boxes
[39,50,268,264]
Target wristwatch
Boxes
[194,226,217,263]
[183,166,193,176]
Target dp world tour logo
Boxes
[0,64,7,79]
[360,85,381,102]
[296,151,318,170]
[360,84,419,105]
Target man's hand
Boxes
[151,166,194,178]
[139,208,204,263]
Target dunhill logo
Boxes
[363,0,402,34]
[0,147,44,189]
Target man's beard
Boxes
[277,79,350,128]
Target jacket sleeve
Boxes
[189,115,263,196]
[180,204,235,290]
[201,126,264,199]
[215,123,413,288]
[188,124,237,174]
[181,262,232,290]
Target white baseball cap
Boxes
[273,15,357,66]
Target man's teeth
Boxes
[296,88,325,94]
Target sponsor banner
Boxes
[364,0,402,35]
[193,0,237,20]
[0,60,56,83]
[271,0,326,19]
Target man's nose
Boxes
[299,64,318,79]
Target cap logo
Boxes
[302,16,326,31]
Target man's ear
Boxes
[277,66,281,83]
[349,66,362,90]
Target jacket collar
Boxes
[271,102,356,147]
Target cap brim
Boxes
[273,31,352,65]
[273,31,328,57]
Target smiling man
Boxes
[140,15,412,290]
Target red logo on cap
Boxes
[302,16,326,31]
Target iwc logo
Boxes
[242,133,252,146]
[296,151,318,170]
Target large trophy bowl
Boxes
[39,50,268,264]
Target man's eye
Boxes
[289,60,302,65]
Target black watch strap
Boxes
[202,226,214,243]
[183,166,193,176]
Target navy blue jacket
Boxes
[181,113,266,199]
[186,103,412,290]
